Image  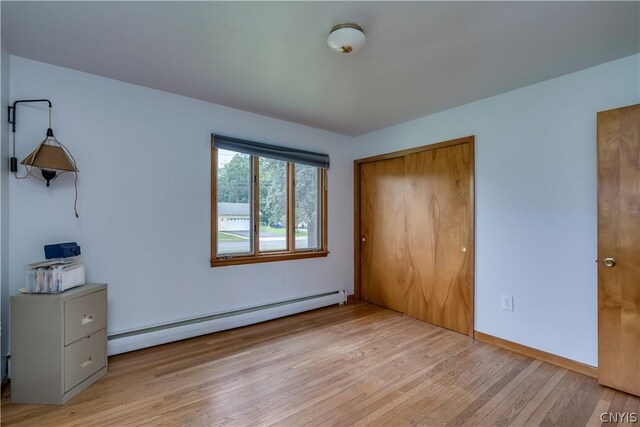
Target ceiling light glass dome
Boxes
[327,23,366,54]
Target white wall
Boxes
[8,56,354,337]
[7,53,640,368]
[350,54,640,366]
[1,42,10,381]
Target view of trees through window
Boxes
[295,164,320,249]
[259,157,287,252]
[216,149,321,256]
[217,150,251,255]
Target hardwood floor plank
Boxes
[585,388,617,427]
[488,363,557,426]
[1,302,634,427]
[618,395,640,427]
[265,336,476,426]
[555,377,601,427]
[524,370,578,426]
[378,344,508,426]
[538,372,587,426]
[226,322,453,425]
[446,358,540,426]
[278,330,457,426]
[344,343,488,426]
[606,392,631,427]
[569,381,607,427]
[509,367,568,426]
[413,350,527,426]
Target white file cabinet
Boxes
[10,283,108,404]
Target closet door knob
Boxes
[603,258,616,268]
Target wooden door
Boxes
[360,157,409,313]
[598,104,640,396]
[404,144,472,334]
[358,138,474,335]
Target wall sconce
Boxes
[8,99,79,217]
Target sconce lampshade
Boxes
[21,144,77,172]
[20,128,79,188]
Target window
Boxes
[211,134,328,267]
[295,164,321,250]
[216,149,252,255]
[259,157,288,252]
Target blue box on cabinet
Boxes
[44,242,81,259]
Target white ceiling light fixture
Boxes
[327,23,365,54]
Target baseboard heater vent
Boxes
[107,289,346,356]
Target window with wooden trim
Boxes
[211,134,328,267]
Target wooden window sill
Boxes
[211,250,329,267]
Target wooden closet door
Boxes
[358,139,474,336]
[598,104,640,396]
[360,157,409,313]
[404,144,472,335]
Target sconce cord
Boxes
[54,138,80,218]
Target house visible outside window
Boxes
[211,134,328,266]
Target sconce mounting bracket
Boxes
[7,99,53,173]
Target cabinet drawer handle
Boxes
[81,357,93,369]
[81,314,94,325]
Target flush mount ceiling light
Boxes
[327,23,365,54]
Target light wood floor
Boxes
[1,302,637,426]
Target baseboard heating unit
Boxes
[107,289,347,355]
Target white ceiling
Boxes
[2,1,639,136]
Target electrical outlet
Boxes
[501,295,514,311]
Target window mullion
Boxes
[321,169,328,251]
[252,156,260,256]
[287,163,296,253]
[212,145,219,259]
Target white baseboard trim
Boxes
[107,289,346,356]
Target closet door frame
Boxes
[353,135,475,337]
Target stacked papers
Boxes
[24,256,86,293]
